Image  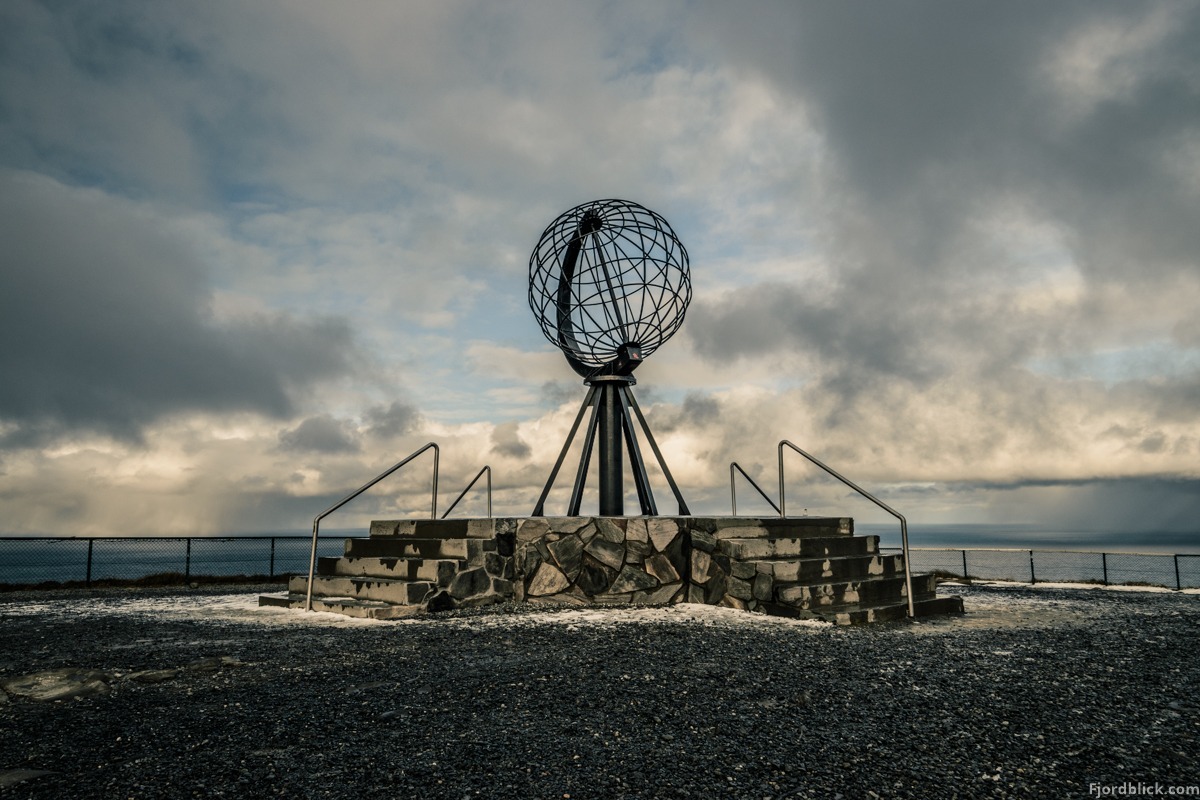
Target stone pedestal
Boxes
[260,516,964,624]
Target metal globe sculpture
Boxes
[529,199,691,377]
[530,199,691,517]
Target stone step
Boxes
[289,574,439,606]
[750,553,906,584]
[820,594,966,625]
[752,598,895,624]
[911,594,966,618]
[721,535,878,560]
[773,572,939,611]
[318,556,463,583]
[344,537,469,560]
[369,519,496,539]
[258,592,422,619]
[711,516,853,540]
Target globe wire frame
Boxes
[528,199,692,377]
[528,199,692,516]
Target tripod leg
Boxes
[568,388,604,516]
[617,386,657,515]
[533,386,597,516]
[626,391,691,515]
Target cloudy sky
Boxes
[3,1,1199,540]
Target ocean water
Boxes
[856,523,1200,555]
[0,535,347,586]
[859,523,1200,588]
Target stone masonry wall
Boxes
[357,516,855,613]
[513,517,688,606]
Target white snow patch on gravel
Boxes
[420,603,831,632]
[3,582,1193,634]
[0,595,831,631]
[1,595,381,628]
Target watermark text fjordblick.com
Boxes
[1089,783,1200,797]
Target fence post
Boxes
[270,537,276,580]
[86,539,94,587]
[1029,550,1036,585]
[185,538,191,581]
[1176,554,1181,591]
[1102,552,1108,585]
[962,550,969,580]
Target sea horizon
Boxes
[2,522,1197,589]
[857,522,1200,555]
[2,522,1197,555]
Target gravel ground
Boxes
[1,582,1198,799]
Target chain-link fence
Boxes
[882,547,1200,590]
[0,537,346,587]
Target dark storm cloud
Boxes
[490,421,531,460]
[0,172,358,442]
[967,475,1200,534]
[539,381,580,408]
[278,415,360,454]
[363,401,421,438]
[688,1,1200,384]
[657,392,722,433]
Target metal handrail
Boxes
[778,440,915,618]
[441,465,492,519]
[305,442,440,612]
[729,462,781,515]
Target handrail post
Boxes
[430,446,439,520]
[898,517,914,618]
[306,518,320,611]
[730,463,737,515]
[441,466,493,520]
[730,462,781,516]
[777,446,786,518]
[305,442,440,612]
[778,440,915,618]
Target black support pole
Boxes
[597,384,624,516]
